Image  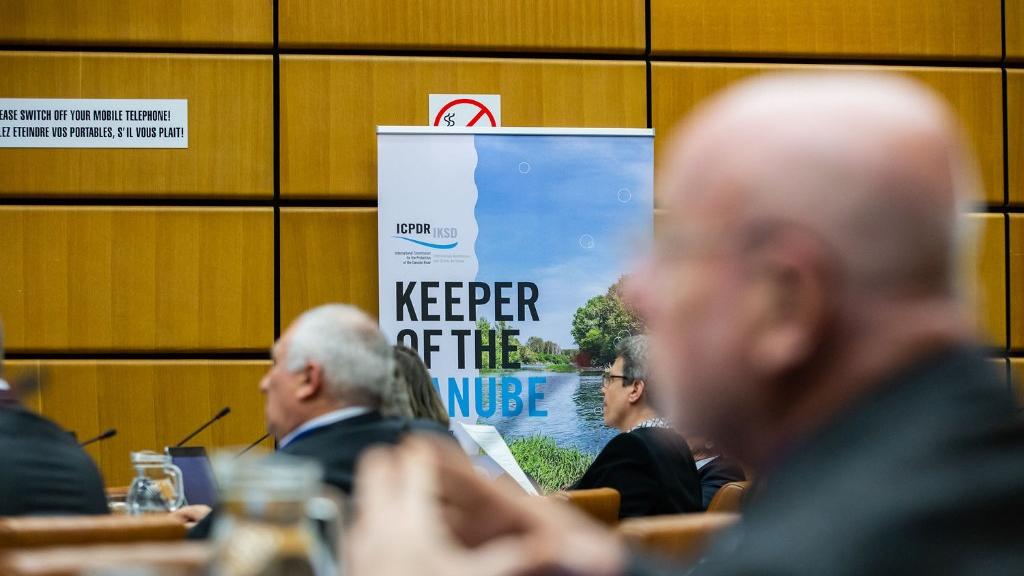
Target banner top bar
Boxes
[377,126,654,137]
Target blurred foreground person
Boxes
[188,304,448,537]
[572,336,701,518]
[687,436,746,510]
[391,344,450,427]
[0,320,108,516]
[348,74,1024,576]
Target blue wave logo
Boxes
[393,236,458,250]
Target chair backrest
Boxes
[0,541,208,576]
[707,481,749,513]
[617,512,739,562]
[550,487,621,526]
[0,515,186,549]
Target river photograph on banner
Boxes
[378,127,653,493]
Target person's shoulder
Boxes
[576,433,652,486]
[595,431,652,461]
[629,426,685,442]
[404,418,452,436]
[295,414,451,446]
[704,455,745,477]
[0,406,73,440]
[606,430,646,447]
[628,426,688,453]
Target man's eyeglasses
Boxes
[602,372,632,388]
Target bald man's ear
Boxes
[745,242,830,377]
[297,363,325,401]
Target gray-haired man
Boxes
[260,304,448,487]
[186,304,449,537]
[571,335,702,518]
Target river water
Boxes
[478,370,618,456]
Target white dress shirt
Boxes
[695,455,719,470]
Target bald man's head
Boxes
[665,73,974,296]
[640,73,977,465]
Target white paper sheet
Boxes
[459,423,538,495]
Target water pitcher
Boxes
[127,450,185,515]
[207,453,341,576]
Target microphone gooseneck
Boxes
[173,406,232,448]
[236,432,271,457]
[80,428,117,447]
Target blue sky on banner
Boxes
[473,134,653,348]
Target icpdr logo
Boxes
[394,223,459,250]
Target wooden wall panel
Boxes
[206,363,275,453]
[280,56,647,198]
[991,358,1010,388]
[0,207,274,352]
[1012,359,1024,407]
[650,0,1001,60]
[5,360,270,487]
[280,208,379,328]
[0,52,273,198]
[279,0,644,54]
[1,1,272,48]
[1009,0,1024,61]
[95,362,158,487]
[1009,72,1024,207]
[965,214,1007,349]
[2,362,47,422]
[1012,215,1024,352]
[651,63,1003,205]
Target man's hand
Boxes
[169,504,211,529]
[347,437,626,576]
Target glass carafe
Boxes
[208,452,341,576]
[127,450,185,515]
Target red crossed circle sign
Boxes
[432,98,498,127]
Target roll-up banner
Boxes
[378,126,653,491]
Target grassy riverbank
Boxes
[508,435,595,493]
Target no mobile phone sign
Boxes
[428,94,501,127]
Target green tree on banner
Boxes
[570,276,643,367]
[475,317,524,370]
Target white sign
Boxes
[461,423,539,495]
[0,98,188,148]
[428,94,501,127]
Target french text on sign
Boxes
[428,94,501,127]
[0,98,188,149]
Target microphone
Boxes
[80,428,117,447]
[236,432,271,457]
[173,406,231,448]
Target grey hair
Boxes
[285,304,394,408]
[615,335,650,384]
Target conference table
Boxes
[0,486,742,575]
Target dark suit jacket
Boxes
[190,410,448,538]
[697,456,746,510]
[0,407,108,516]
[630,347,1024,576]
[573,426,702,518]
[278,410,448,493]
